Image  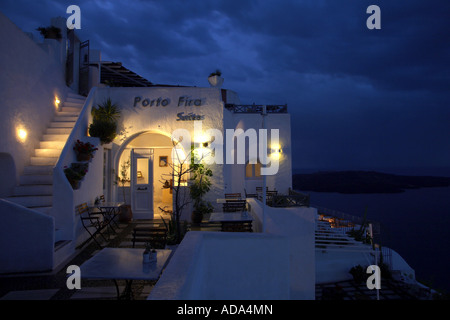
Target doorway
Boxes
[131,148,154,219]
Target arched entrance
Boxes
[115,131,176,220]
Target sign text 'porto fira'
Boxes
[133,96,204,108]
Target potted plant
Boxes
[189,163,213,224]
[73,139,98,162]
[64,162,89,189]
[207,69,224,88]
[89,98,120,145]
[115,158,133,222]
[349,265,367,284]
[36,26,62,40]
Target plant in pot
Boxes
[36,26,62,40]
[349,265,367,284]
[115,158,133,222]
[89,98,120,145]
[207,69,224,88]
[189,163,213,224]
[64,162,89,190]
[73,139,98,162]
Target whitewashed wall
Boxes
[0,12,69,196]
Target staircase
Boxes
[5,92,85,216]
[315,217,372,252]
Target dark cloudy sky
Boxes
[2,0,449,174]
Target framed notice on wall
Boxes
[159,156,168,167]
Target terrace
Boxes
[0,188,437,300]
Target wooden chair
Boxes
[222,199,247,212]
[256,187,268,193]
[244,189,258,199]
[76,202,109,249]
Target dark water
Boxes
[303,187,450,293]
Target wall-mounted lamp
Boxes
[270,145,282,159]
[17,127,27,143]
[54,97,61,110]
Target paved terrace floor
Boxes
[0,217,440,300]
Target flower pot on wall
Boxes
[69,180,81,190]
[76,153,92,162]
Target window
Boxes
[245,162,262,179]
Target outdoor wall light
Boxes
[270,145,282,159]
[17,127,27,142]
[54,97,61,110]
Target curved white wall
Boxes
[0,12,69,188]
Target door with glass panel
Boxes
[131,148,154,219]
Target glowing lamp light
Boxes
[54,97,61,110]
[270,145,282,160]
[17,128,27,142]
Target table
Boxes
[92,202,124,231]
[209,212,253,232]
[80,247,172,299]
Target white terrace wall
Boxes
[0,12,70,197]
[0,199,54,273]
[148,231,290,300]
[247,198,316,299]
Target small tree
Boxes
[159,140,210,243]
[189,161,213,224]
[115,158,131,204]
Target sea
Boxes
[293,167,450,294]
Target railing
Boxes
[313,204,382,245]
[52,87,99,241]
[225,103,288,114]
[270,189,310,207]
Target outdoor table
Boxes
[80,247,172,300]
[91,202,124,231]
[209,211,253,232]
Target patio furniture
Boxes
[132,223,167,249]
[244,189,258,199]
[224,193,241,199]
[76,202,109,249]
[222,199,247,212]
[79,247,172,299]
[209,211,253,232]
[92,201,124,232]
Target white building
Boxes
[0,12,419,300]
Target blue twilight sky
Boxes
[1,0,449,175]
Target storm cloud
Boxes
[1,0,449,173]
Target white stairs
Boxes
[5,92,85,216]
[315,218,372,252]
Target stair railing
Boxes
[52,87,100,241]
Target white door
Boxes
[131,148,154,219]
